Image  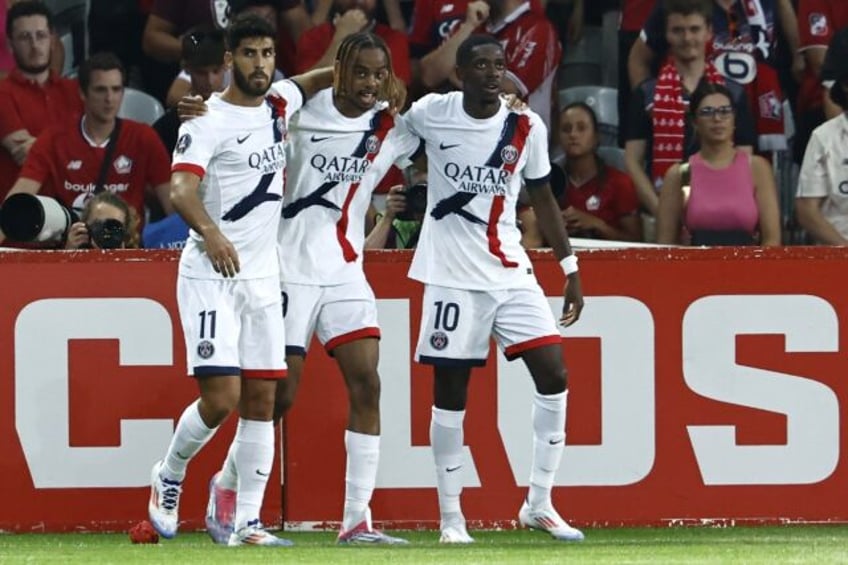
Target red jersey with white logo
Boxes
[798,0,848,112]
[20,115,170,223]
[487,2,562,130]
[408,0,543,57]
[172,80,304,280]
[279,88,420,285]
[404,92,550,290]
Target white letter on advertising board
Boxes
[684,295,839,485]
[15,298,175,488]
[499,296,656,486]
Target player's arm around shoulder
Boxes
[287,66,334,103]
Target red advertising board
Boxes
[0,251,280,532]
[1,247,847,532]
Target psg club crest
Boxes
[430,331,449,351]
[197,340,215,359]
[365,134,381,154]
[501,144,519,164]
[176,133,192,154]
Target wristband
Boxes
[560,255,578,275]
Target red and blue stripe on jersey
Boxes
[336,110,395,262]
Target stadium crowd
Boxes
[0,0,844,249]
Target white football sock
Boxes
[162,399,217,482]
[430,406,466,520]
[528,390,567,509]
[233,418,275,531]
[342,430,380,531]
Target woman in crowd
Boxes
[521,102,642,247]
[656,82,781,246]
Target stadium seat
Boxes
[119,88,165,125]
[559,86,619,146]
[597,146,626,173]
[558,26,604,89]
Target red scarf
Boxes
[651,60,724,188]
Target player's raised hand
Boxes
[203,227,241,278]
[465,1,490,27]
[560,273,584,327]
[333,9,369,37]
[177,95,207,122]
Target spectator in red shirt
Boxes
[415,0,561,129]
[0,0,82,201]
[0,52,172,246]
[142,0,311,99]
[794,0,848,163]
[521,102,643,246]
[412,0,547,92]
[295,0,411,84]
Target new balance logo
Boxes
[311,135,330,142]
[66,160,82,170]
[439,142,460,150]
[237,134,252,144]
[446,465,462,473]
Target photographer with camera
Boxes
[365,181,426,249]
[64,191,139,249]
[0,52,172,246]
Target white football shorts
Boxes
[177,275,287,378]
[415,284,562,366]
[281,278,380,356]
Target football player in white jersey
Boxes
[402,35,586,544]
[147,14,333,547]
[204,32,418,545]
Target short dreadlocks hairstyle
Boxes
[333,32,406,111]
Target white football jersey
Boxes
[173,80,304,280]
[404,92,551,290]
[279,87,420,284]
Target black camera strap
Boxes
[94,118,122,194]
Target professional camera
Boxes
[87,218,126,249]
[0,193,74,243]
[396,182,428,222]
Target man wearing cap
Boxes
[154,26,227,155]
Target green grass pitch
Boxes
[2,526,848,564]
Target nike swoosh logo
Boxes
[446,465,462,473]
[175,451,190,460]
[311,135,330,142]
[237,134,251,144]
[549,438,564,445]
[439,142,460,150]
[255,469,269,477]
